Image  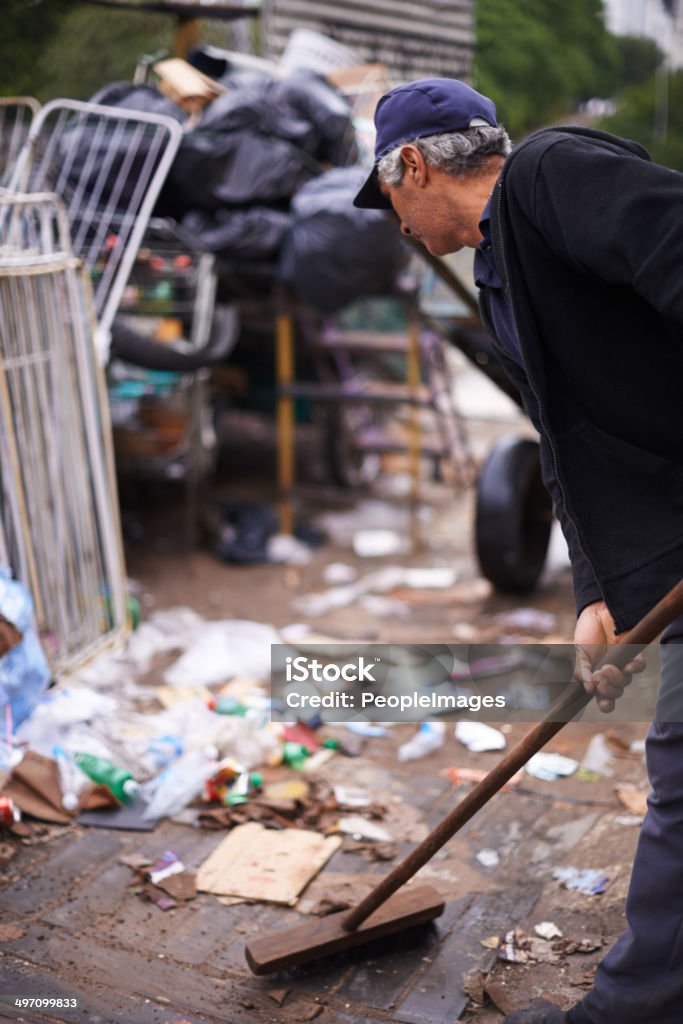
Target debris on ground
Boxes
[455,721,506,753]
[534,921,564,940]
[615,786,649,817]
[553,865,615,895]
[579,734,614,778]
[398,720,446,761]
[196,822,342,904]
[525,752,579,781]
[475,848,500,868]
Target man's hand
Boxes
[574,600,646,713]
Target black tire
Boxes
[323,404,382,489]
[475,435,553,593]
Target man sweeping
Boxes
[354,78,683,1024]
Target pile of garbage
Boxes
[83,42,408,313]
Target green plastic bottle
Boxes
[73,753,139,804]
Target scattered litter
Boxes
[495,608,557,633]
[352,529,406,558]
[462,969,488,1006]
[525,752,579,781]
[615,814,644,827]
[336,816,393,842]
[322,563,357,585]
[357,594,411,618]
[615,787,649,817]
[196,822,341,905]
[553,936,602,955]
[164,620,280,686]
[553,866,612,895]
[476,848,500,868]
[579,734,614,778]
[484,979,521,1016]
[480,935,500,949]
[148,850,185,885]
[630,739,646,755]
[142,748,217,821]
[604,729,632,754]
[267,533,312,566]
[264,780,310,802]
[342,722,388,738]
[293,566,456,617]
[572,968,598,990]
[535,921,563,940]
[454,721,506,753]
[342,838,397,861]
[444,766,523,789]
[0,569,51,729]
[398,721,446,761]
[302,748,336,773]
[333,786,371,809]
[267,989,290,1007]
[498,928,561,965]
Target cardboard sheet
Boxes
[196,822,341,906]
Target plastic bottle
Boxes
[73,752,139,804]
[207,695,248,716]
[397,721,447,762]
[53,745,89,812]
[142,747,217,821]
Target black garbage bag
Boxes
[199,79,316,153]
[279,167,409,313]
[166,129,318,215]
[89,82,184,122]
[273,69,357,166]
[177,207,291,261]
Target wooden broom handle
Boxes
[343,579,683,932]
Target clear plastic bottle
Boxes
[53,745,89,811]
[142,747,217,821]
[397,721,446,762]
[73,752,139,804]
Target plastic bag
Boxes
[0,569,51,728]
[279,167,409,313]
[142,747,217,821]
[178,207,291,261]
[274,69,357,166]
[166,129,316,215]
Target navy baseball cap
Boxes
[353,78,498,209]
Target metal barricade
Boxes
[8,99,183,358]
[0,97,40,188]
[0,192,128,675]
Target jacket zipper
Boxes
[492,178,602,597]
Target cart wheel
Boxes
[475,435,553,593]
[323,404,382,488]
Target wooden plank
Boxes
[245,883,446,975]
[196,822,342,905]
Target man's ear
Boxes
[400,144,428,185]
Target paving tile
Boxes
[42,862,132,930]
[0,953,243,1024]
[1,926,252,1022]
[394,882,541,1024]
[335,895,473,1010]
[1,831,125,916]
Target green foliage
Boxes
[0,1,236,103]
[613,34,663,90]
[475,0,619,137]
[599,70,683,172]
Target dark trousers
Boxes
[579,643,683,1023]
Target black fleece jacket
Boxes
[485,126,683,633]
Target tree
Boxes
[475,0,619,137]
[599,70,683,172]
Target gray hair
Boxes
[377,125,511,186]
